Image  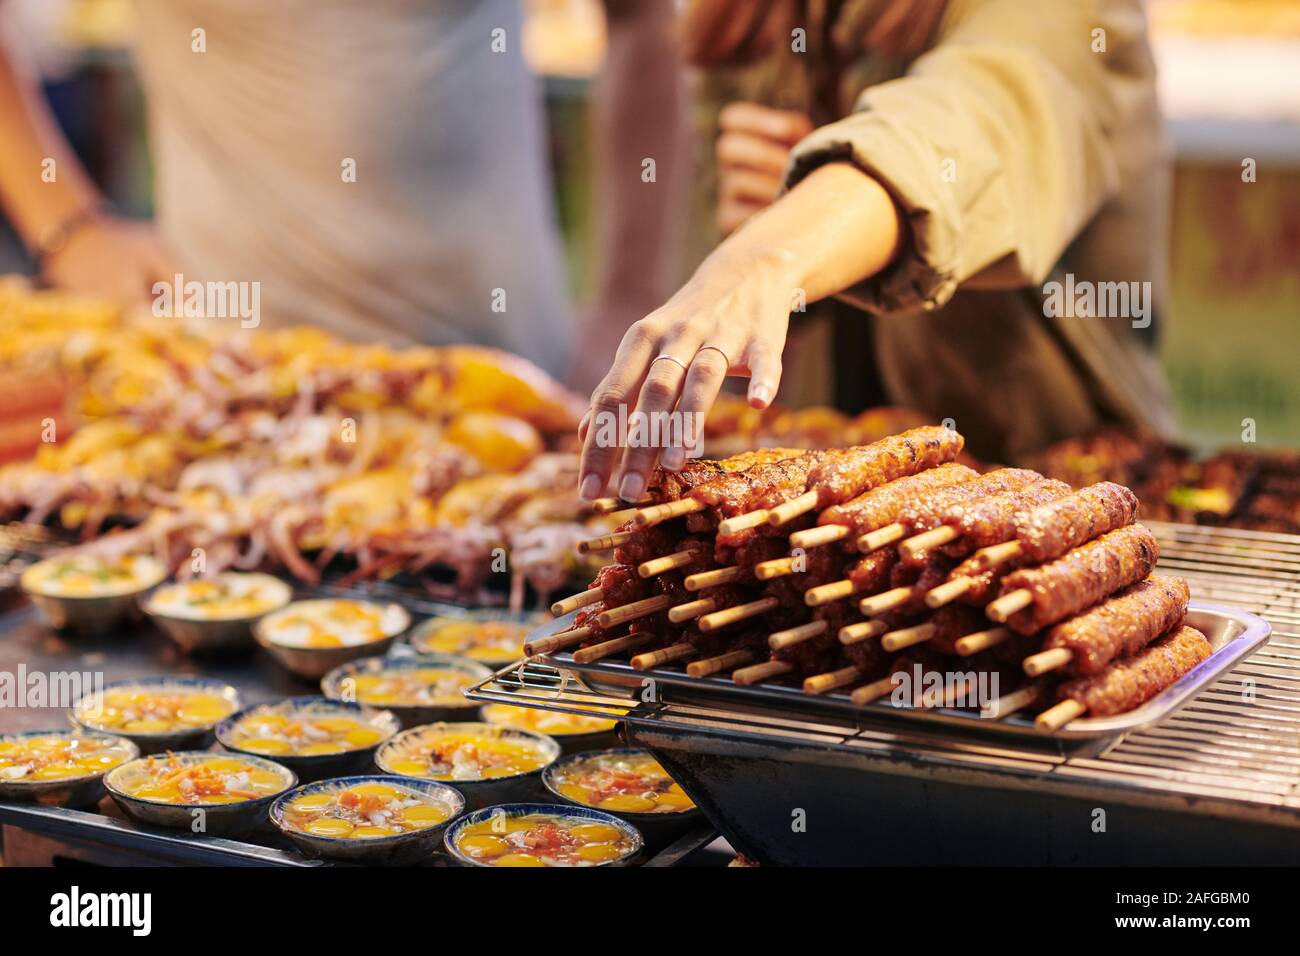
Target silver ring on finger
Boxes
[695,344,732,368]
[651,353,690,373]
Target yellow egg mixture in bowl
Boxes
[254,598,410,679]
[21,552,165,634]
[375,721,560,809]
[71,677,240,753]
[216,696,400,781]
[105,751,296,835]
[0,730,138,807]
[270,775,464,864]
[322,654,491,726]
[143,572,292,654]
[481,703,624,752]
[445,804,642,867]
[544,748,701,842]
[408,615,533,666]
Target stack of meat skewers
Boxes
[539,428,1214,733]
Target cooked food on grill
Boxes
[378,723,553,781]
[481,704,621,737]
[347,664,481,709]
[859,468,1044,552]
[143,572,292,621]
[222,705,391,756]
[0,733,135,781]
[548,750,695,814]
[899,479,1073,561]
[112,753,290,805]
[409,616,530,663]
[451,809,639,866]
[74,683,238,736]
[257,598,409,648]
[21,552,164,597]
[279,780,455,838]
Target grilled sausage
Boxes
[1056,624,1211,715]
[1043,574,1191,675]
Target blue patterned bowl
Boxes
[443,803,643,867]
[70,676,241,754]
[321,654,491,727]
[0,730,139,808]
[270,774,464,865]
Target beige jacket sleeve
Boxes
[786,0,1126,314]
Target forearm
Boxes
[591,0,688,305]
[0,39,102,250]
[702,161,902,301]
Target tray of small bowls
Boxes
[270,775,464,865]
[321,653,492,727]
[254,598,410,679]
[0,730,138,808]
[542,747,701,844]
[444,803,643,867]
[21,552,165,635]
[406,612,538,667]
[216,697,401,782]
[375,721,560,810]
[481,702,625,754]
[104,751,297,836]
[70,676,241,755]
[142,572,292,654]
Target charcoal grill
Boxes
[466,521,1300,865]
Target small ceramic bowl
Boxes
[21,552,166,635]
[70,676,241,755]
[0,730,139,808]
[270,775,464,865]
[406,613,535,667]
[375,722,560,810]
[321,654,491,727]
[254,598,410,680]
[142,572,293,654]
[480,703,624,754]
[216,697,401,782]
[443,803,643,867]
[105,751,297,836]
[542,748,702,844]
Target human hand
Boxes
[40,215,180,307]
[715,102,813,236]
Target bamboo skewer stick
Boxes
[698,596,780,632]
[597,594,672,629]
[631,641,698,670]
[603,506,640,524]
[788,524,849,549]
[754,556,797,580]
[839,619,887,644]
[578,531,633,554]
[591,495,649,514]
[733,660,794,685]
[716,510,770,536]
[525,626,595,656]
[858,586,914,616]
[969,539,1023,571]
[850,673,899,705]
[858,523,906,552]
[572,632,658,664]
[551,588,601,616]
[899,525,960,561]
[685,566,745,591]
[925,576,974,608]
[768,620,826,651]
[633,498,705,527]
[1022,647,1074,677]
[986,588,1033,623]
[979,683,1041,720]
[804,578,860,607]
[1035,697,1087,731]
[687,649,755,678]
[767,490,819,526]
[881,622,936,653]
[638,548,705,578]
[954,626,1012,656]
[668,596,719,624]
[804,665,862,695]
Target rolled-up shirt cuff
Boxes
[784,114,961,315]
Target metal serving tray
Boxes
[531,602,1270,740]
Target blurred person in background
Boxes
[579,0,1178,501]
[0,0,687,380]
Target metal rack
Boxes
[466,521,1300,862]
